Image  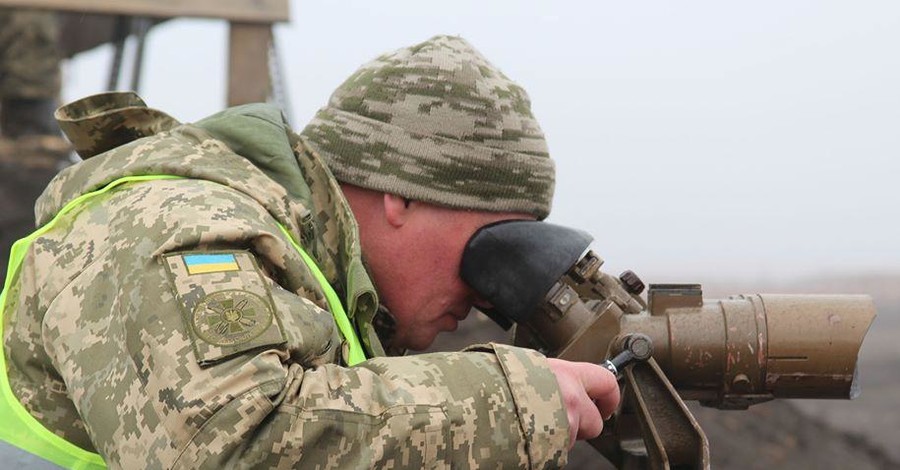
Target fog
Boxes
[63,0,900,283]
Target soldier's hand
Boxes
[546,358,620,448]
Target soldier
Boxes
[0,7,71,290]
[1,35,619,468]
[0,8,62,138]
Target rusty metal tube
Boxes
[619,294,876,408]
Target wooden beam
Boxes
[227,22,273,106]
[0,0,289,23]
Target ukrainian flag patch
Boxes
[183,253,240,275]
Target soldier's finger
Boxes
[574,394,603,440]
[578,363,621,420]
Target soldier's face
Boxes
[363,197,533,351]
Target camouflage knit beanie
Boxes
[300,35,555,219]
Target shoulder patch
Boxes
[163,251,285,365]
[192,289,273,346]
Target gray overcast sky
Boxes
[63,0,900,283]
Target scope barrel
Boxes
[461,222,878,409]
[618,293,876,408]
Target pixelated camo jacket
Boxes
[3,92,569,469]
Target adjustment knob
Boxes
[619,270,645,295]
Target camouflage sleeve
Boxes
[42,179,569,469]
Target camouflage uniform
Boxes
[2,91,569,468]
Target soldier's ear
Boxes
[383,193,410,228]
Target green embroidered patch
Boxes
[163,250,285,365]
[192,289,273,347]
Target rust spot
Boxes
[696,350,714,367]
